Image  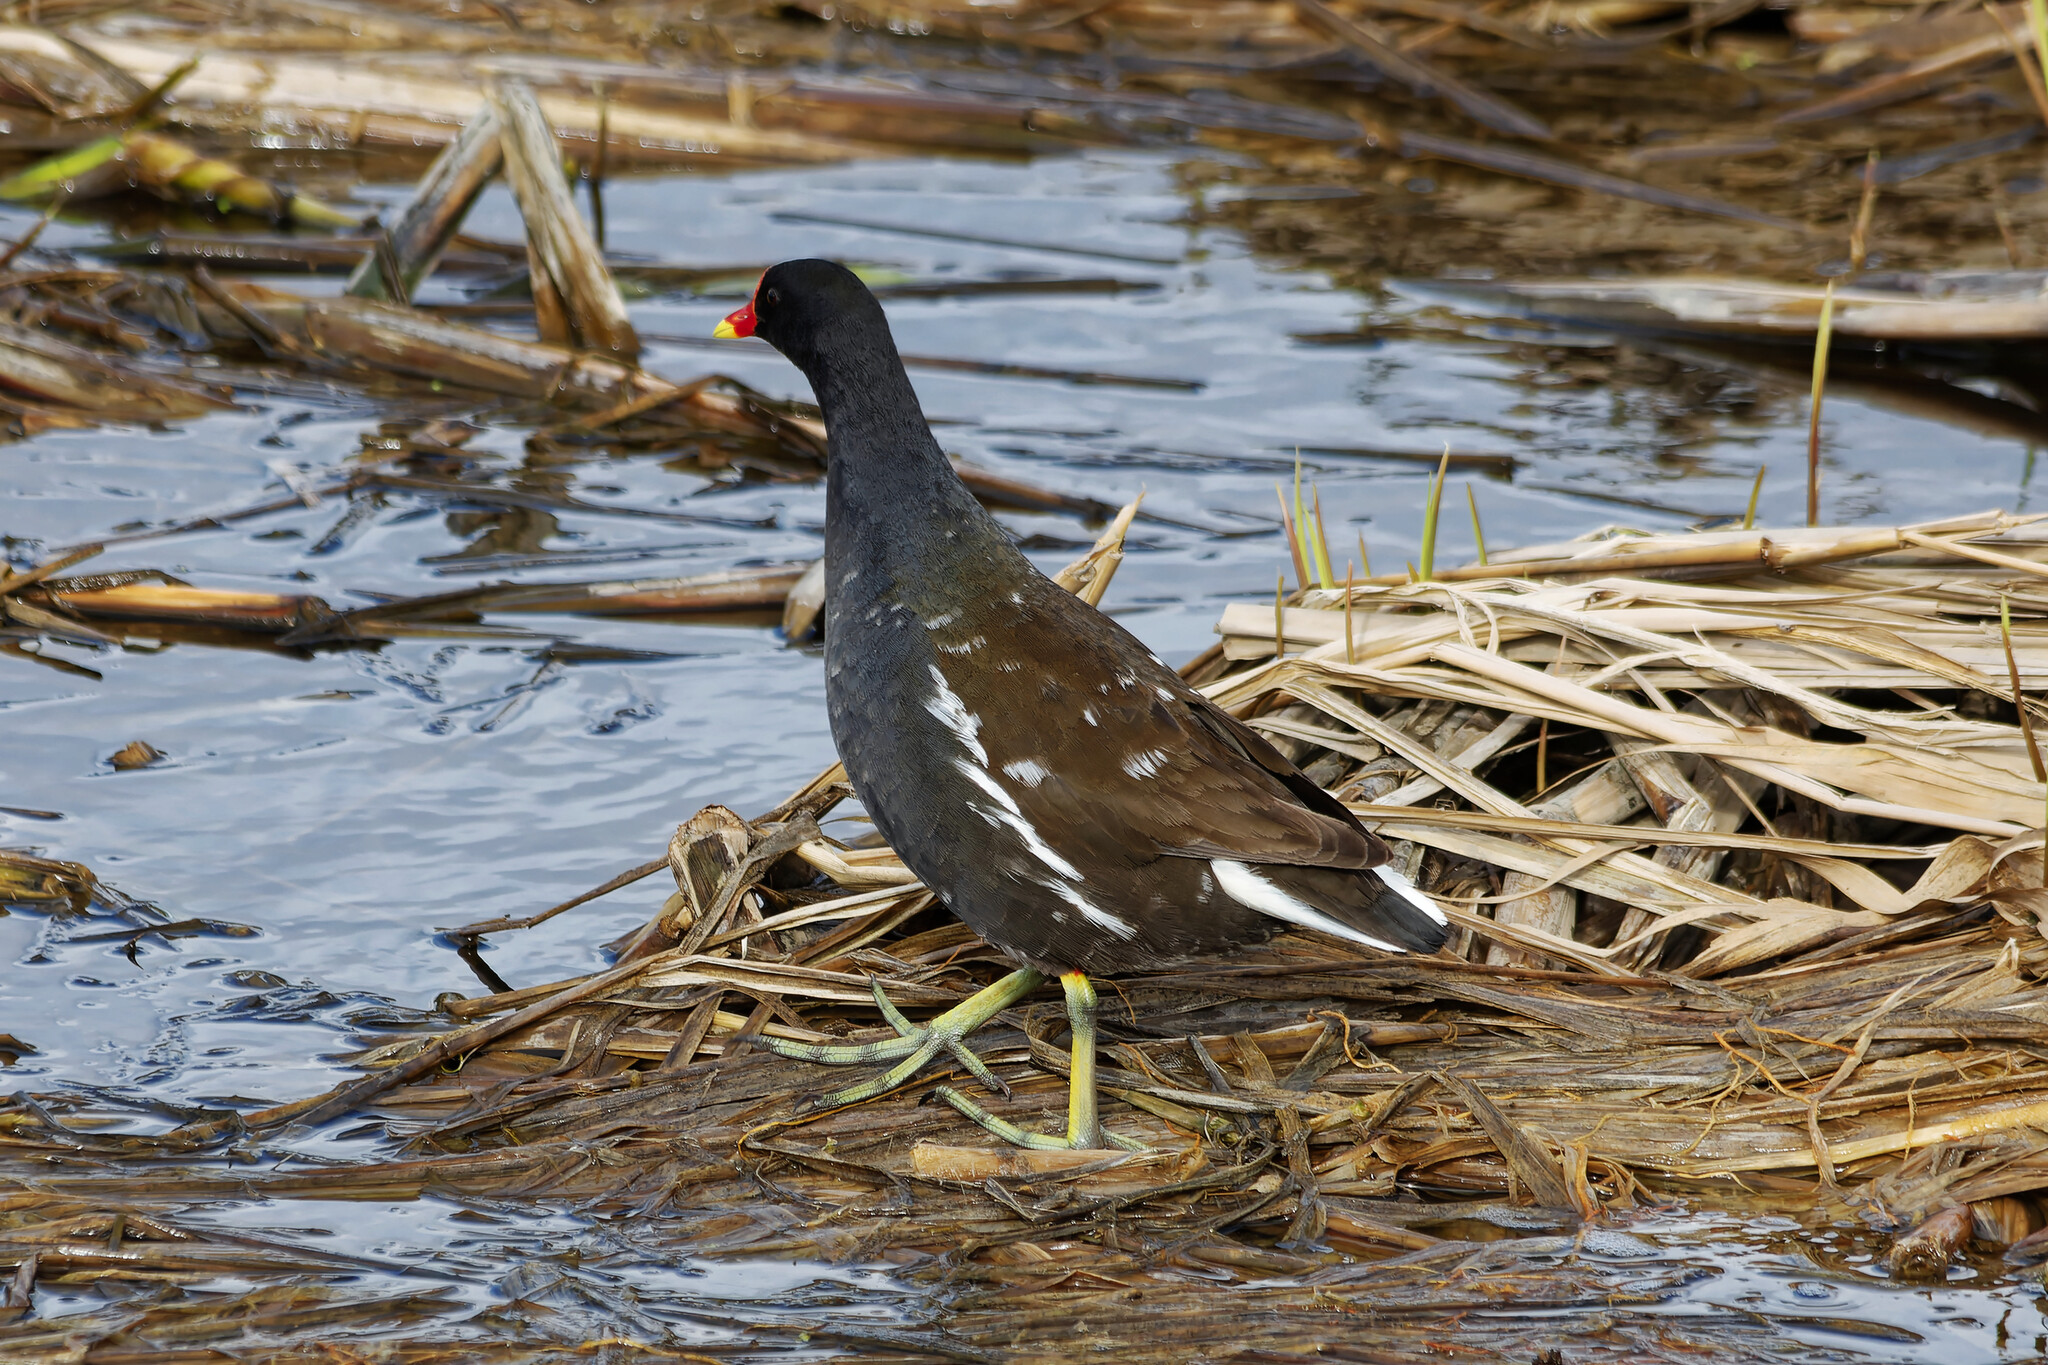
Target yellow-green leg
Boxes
[934,970,1140,1151]
[759,967,1043,1110]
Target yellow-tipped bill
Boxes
[714,291,758,340]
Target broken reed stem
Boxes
[1807,280,1836,527]
[1995,187,2024,268]
[489,78,640,360]
[0,541,101,596]
[1849,151,1879,271]
[250,952,659,1131]
[1275,572,1286,659]
[591,80,609,251]
[0,193,61,270]
[1535,718,1548,795]
[2002,597,2042,783]
[1275,485,1307,590]
[1466,484,1487,565]
[118,53,198,128]
[441,855,669,938]
[2032,0,2048,116]
[345,107,503,303]
[1744,464,1766,530]
[1987,1,2048,127]
[1999,595,2048,885]
[373,230,410,307]
[1344,560,1356,664]
[1419,449,1449,580]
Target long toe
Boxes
[804,1033,947,1111]
[934,1084,1077,1150]
[767,969,1046,1117]
[931,1085,1149,1151]
[758,1032,925,1066]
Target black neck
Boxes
[805,328,949,483]
[799,321,1015,581]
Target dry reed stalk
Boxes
[1807,279,1836,526]
[487,79,638,361]
[345,106,501,302]
[1849,150,1880,270]
[1293,0,1552,139]
[1204,513,2048,978]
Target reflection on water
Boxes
[6,146,2048,1358]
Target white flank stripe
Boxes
[955,760,1082,880]
[1210,858,1402,953]
[924,665,985,763]
[1375,863,1447,925]
[1051,880,1136,938]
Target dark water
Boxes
[7,146,2048,1354]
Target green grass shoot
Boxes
[1418,448,1449,580]
[1309,486,1335,589]
[0,135,121,201]
[1466,485,1487,566]
[1744,465,1766,530]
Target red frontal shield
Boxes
[714,299,756,339]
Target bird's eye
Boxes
[764,288,781,306]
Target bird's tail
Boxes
[1210,858,1447,954]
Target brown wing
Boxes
[1156,695,1392,867]
[942,597,1390,873]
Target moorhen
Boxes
[715,260,1446,1149]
